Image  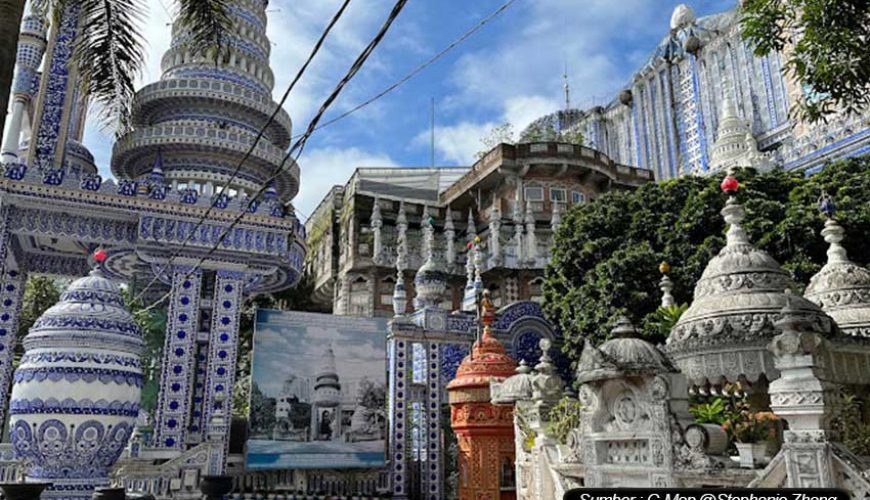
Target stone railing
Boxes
[440,142,654,204]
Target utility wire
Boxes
[130,0,352,305]
[292,0,520,139]
[135,0,409,313]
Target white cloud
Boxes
[415,93,560,165]
[293,146,398,220]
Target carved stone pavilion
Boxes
[0,0,305,495]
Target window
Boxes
[550,188,566,202]
[572,191,586,204]
[524,186,544,201]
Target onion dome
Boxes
[666,177,833,388]
[414,254,446,310]
[447,291,517,396]
[22,257,143,355]
[65,140,98,175]
[804,203,870,337]
[577,317,674,383]
[10,249,143,495]
[490,360,533,405]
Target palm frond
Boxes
[176,0,232,64]
[72,0,147,131]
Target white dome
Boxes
[670,4,696,30]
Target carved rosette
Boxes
[9,269,143,499]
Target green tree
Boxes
[741,0,870,121]
[543,157,870,362]
[17,275,61,339]
[122,288,167,414]
[0,0,231,136]
[475,122,516,160]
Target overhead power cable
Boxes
[293,0,520,139]
[129,0,352,305]
[135,0,410,313]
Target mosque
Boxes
[0,0,867,499]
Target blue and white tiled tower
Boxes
[112,0,298,203]
[9,252,143,499]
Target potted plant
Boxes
[723,410,779,468]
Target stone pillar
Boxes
[768,294,837,488]
[0,267,25,432]
[388,337,412,499]
[153,267,203,449]
[203,270,245,473]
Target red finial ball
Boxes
[466,241,474,250]
[93,248,107,263]
[720,175,739,194]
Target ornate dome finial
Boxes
[93,247,107,264]
[818,192,836,220]
[659,261,675,308]
[805,202,870,337]
[612,316,637,338]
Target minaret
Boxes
[462,209,481,312]
[2,12,47,163]
[113,0,298,204]
[396,202,408,270]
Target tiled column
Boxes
[424,342,443,500]
[202,270,245,473]
[153,267,203,449]
[388,337,411,499]
[0,268,25,432]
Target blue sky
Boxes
[82,0,735,220]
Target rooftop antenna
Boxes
[563,61,571,112]
[430,97,436,168]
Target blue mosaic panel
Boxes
[203,271,244,473]
[153,268,202,450]
[439,343,469,384]
[0,270,25,428]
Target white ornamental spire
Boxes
[489,204,502,266]
[659,262,675,308]
[370,198,383,265]
[445,206,456,270]
[512,202,524,263]
[422,205,435,262]
[396,202,408,270]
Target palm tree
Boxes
[0,0,231,138]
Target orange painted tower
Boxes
[446,290,518,500]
